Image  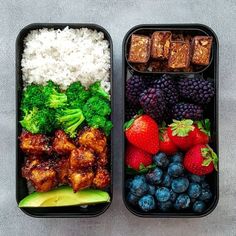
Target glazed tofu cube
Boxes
[191,36,213,65]
[151,31,171,59]
[128,34,151,63]
[168,41,191,69]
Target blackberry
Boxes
[178,75,214,104]
[171,102,203,120]
[139,88,166,122]
[126,75,145,105]
[154,74,179,105]
[125,103,141,121]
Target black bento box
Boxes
[16,23,113,218]
[122,24,219,217]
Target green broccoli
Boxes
[20,84,45,112]
[43,81,67,108]
[89,82,110,100]
[56,108,85,138]
[20,107,55,134]
[82,96,112,135]
[66,82,91,108]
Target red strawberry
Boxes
[167,119,195,151]
[124,115,159,154]
[184,144,218,176]
[159,124,178,155]
[125,144,152,171]
[191,119,211,145]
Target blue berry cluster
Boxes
[126,152,212,213]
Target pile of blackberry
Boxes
[125,73,215,122]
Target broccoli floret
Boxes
[20,84,45,112]
[43,81,67,108]
[56,108,85,138]
[83,96,111,117]
[89,82,109,100]
[20,107,55,134]
[82,96,112,135]
[66,82,90,108]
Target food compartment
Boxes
[125,27,214,74]
[123,24,218,217]
[16,23,113,217]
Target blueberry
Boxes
[162,174,171,187]
[148,185,156,195]
[174,194,190,210]
[130,175,148,197]
[170,152,183,163]
[188,183,201,199]
[192,200,206,213]
[169,190,177,202]
[153,152,169,168]
[199,188,212,201]
[171,177,189,193]
[158,200,172,212]
[126,192,139,206]
[155,187,171,202]
[138,194,156,212]
[167,163,184,177]
[188,174,205,183]
[146,167,163,185]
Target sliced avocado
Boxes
[19,186,110,207]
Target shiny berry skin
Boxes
[167,163,184,177]
[146,167,163,185]
[138,195,156,212]
[187,183,201,198]
[171,177,189,193]
[155,187,171,202]
[192,200,206,213]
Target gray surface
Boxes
[0,0,236,235]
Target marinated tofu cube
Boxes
[128,34,151,63]
[151,31,171,59]
[191,36,213,65]
[168,41,191,69]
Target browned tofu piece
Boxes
[93,168,110,189]
[168,41,191,69]
[151,31,171,59]
[128,34,151,63]
[69,147,95,170]
[68,169,94,192]
[191,36,213,65]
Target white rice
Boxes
[21,27,111,92]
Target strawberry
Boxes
[125,144,153,171]
[184,144,218,176]
[167,119,195,151]
[159,123,178,155]
[124,114,159,154]
[191,119,211,145]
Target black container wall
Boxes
[16,23,113,218]
[122,24,219,218]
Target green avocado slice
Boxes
[19,186,110,207]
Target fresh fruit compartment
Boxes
[125,25,214,75]
[123,24,218,217]
[16,23,113,217]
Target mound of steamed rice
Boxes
[21,27,111,92]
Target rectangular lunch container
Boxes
[16,23,113,218]
[122,24,219,218]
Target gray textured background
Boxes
[1,0,236,235]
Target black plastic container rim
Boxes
[15,23,113,218]
[124,24,216,75]
[122,23,219,218]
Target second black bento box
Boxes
[16,23,113,217]
[122,24,219,217]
